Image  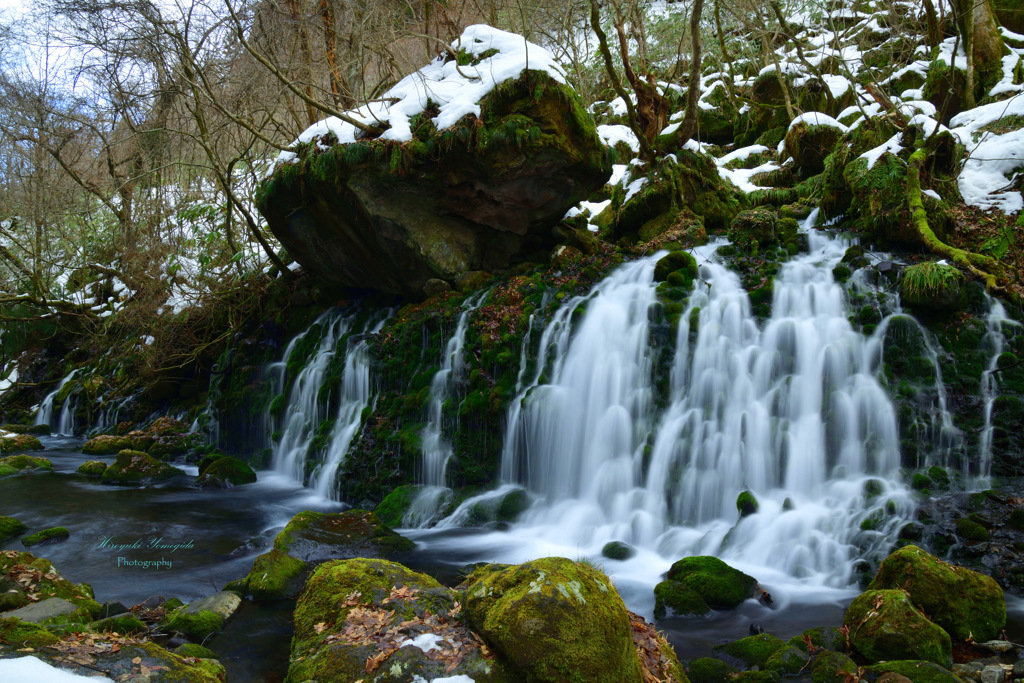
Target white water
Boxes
[34,369,79,433]
[311,311,393,499]
[270,310,359,485]
[978,298,1022,479]
[411,212,915,609]
[405,291,489,526]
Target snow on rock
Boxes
[411,675,476,683]
[276,25,566,166]
[788,111,848,132]
[400,633,446,652]
[0,657,107,682]
[950,93,1024,213]
[597,124,639,153]
[859,134,903,171]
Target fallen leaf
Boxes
[313,621,328,634]
[131,656,142,664]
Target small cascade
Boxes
[405,291,490,527]
[34,369,80,431]
[311,310,393,499]
[270,310,358,484]
[978,298,1021,479]
[56,394,78,436]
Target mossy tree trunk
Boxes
[952,0,1005,108]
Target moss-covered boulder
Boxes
[653,579,710,618]
[765,645,810,676]
[194,455,256,488]
[868,544,1005,642]
[76,460,108,476]
[228,548,309,600]
[602,541,636,560]
[21,526,69,547]
[843,589,952,666]
[689,656,739,683]
[373,483,419,527]
[90,612,147,634]
[736,490,759,517]
[0,454,51,478]
[811,649,859,683]
[899,262,966,313]
[788,626,847,653]
[288,558,508,682]
[785,115,846,175]
[713,633,786,669]
[81,434,136,455]
[148,432,199,458]
[0,615,59,648]
[665,556,758,609]
[164,592,240,642]
[273,509,413,563]
[0,550,100,617]
[257,27,611,298]
[0,434,43,453]
[99,450,184,485]
[865,660,962,683]
[727,208,796,252]
[1,424,50,435]
[654,249,699,285]
[603,152,743,244]
[0,516,27,543]
[462,557,643,682]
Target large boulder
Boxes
[272,509,414,563]
[868,544,1005,642]
[100,450,184,485]
[257,26,611,298]
[461,557,648,682]
[0,550,100,618]
[0,454,51,477]
[843,589,952,667]
[665,556,759,609]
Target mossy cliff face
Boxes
[461,557,644,683]
[257,70,611,298]
[867,544,1005,642]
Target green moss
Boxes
[653,579,710,618]
[194,456,256,487]
[688,657,739,683]
[373,484,419,528]
[601,541,636,561]
[866,660,963,683]
[21,526,70,547]
[714,634,786,668]
[76,460,108,476]
[736,490,759,517]
[462,556,642,683]
[765,645,809,676]
[787,626,846,653]
[868,545,1005,642]
[843,589,951,666]
[0,454,51,473]
[164,607,225,642]
[810,650,858,683]
[81,434,135,455]
[956,517,990,541]
[654,250,699,284]
[174,642,220,659]
[900,262,965,312]
[0,616,60,648]
[273,509,414,558]
[666,556,758,609]
[90,612,147,634]
[100,449,184,485]
[238,549,309,600]
[0,434,44,453]
[0,515,28,542]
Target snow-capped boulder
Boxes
[257,25,611,297]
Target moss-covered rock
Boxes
[0,424,50,435]
[0,615,59,648]
[787,626,847,653]
[736,490,759,517]
[99,450,184,486]
[0,454,51,478]
[865,660,962,683]
[90,612,147,634]
[76,460,108,476]
[163,607,225,642]
[868,544,1005,642]
[373,483,419,528]
[810,649,858,683]
[0,550,100,617]
[81,434,136,455]
[462,556,643,682]
[654,250,699,285]
[288,557,508,682]
[232,548,310,600]
[899,262,965,313]
[688,656,739,683]
[653,579,710,618]
[843,589,952,666]
[665,556,758,609]
[0,434,43,454]
[727,208,796,252]
[194,455,256,488]
[273,509,414,563]
[765,645,809,676]
[713,634,787,669]
[174,642,220,659]
[21,526,70,547]
[0,516,28,543]
[785,118,845,175]
[601,541,636,560]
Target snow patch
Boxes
[0,657,107,682]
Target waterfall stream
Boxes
[34,369,80,433]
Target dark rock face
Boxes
[258,72,611,298]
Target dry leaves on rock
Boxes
[628,610,683,683]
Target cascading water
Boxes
[978,298,1021,479]
[417,211,915,605]
[311,311,392,499]
[404,291,490,526]
[34,369,80,431]
[56,394,78,436]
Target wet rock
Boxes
[869,544,1005,642]
[0,434,43,454]
[601,541,636,561]
[843,589,952,666]
[164,592,240,643]
[21,526,69,547]
[194,455,256,488]
[785,114,845,175]
[273,509,414,563]
[866,661,962,683]
[99,450,185,486]
[0,454,50,477]
[899,262,966,313]
[654,579,710,618]
[714,633,787,669]
[76,460,108,476]
[0,516,27,543]
[4,596,78,622]
[810,649,858,683]
[226,548,309,600]
[665,555,759,609]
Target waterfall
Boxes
[422,211,914,594]
[270,310,358,484]
[978,298,1021,479]
[404,291,490,526]
[34,369,79,431]
[311,311,392,499]
[56,394,78,436]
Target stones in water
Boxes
[0,454,50,477]
[76,460,107,476]
[100,450,185,486]
[163,591,241,642]
[272,509,413,564]
[736,490,759,517]
[867,544,1006,642]
[712,633,786,669]
[226,549,309,600]
[21,527,69,547]
[653,580,710,619]
[601,541,636,561]
[0,435,43,454]
[194,455,256,488]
